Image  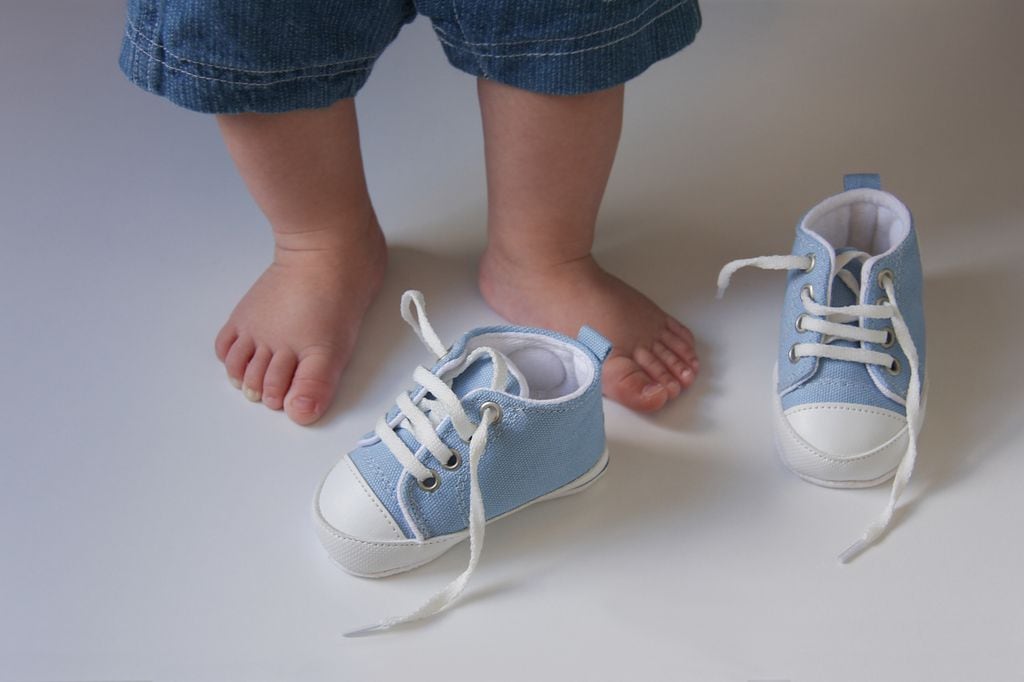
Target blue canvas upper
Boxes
[777,175,926,414]
[350,324,611,540]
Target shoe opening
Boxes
[801,188,912,255]
[466,332,595,401]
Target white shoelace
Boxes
[346,291,505,636]
[717,252,923,562]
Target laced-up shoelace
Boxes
[346,291,506,636]
[717,251,922,563]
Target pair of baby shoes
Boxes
[314,173,926,633]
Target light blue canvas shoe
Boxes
[314,291,611,634]
[717,174,925,562]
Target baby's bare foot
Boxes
[215,219,386,425]
[479,252,698,412]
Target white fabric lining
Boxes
[801,189,911,255]
[445,348,531,400]
[464,332,595,403]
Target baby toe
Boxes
[601,354,669,413]
[224,336,256,390]
[666,316,697,348]
[633,346,682,399]
[661,324,699,373]
[651,339,694,387]
[261,351,297,410]
[215,325,238,362]
[284,350,339,425]
[242,346,272,402]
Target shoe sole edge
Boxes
[313,447,610,578]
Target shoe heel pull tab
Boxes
[577,326,613,364]
[843,173,882,191]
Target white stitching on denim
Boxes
[125,32,370,87]
[434,0,671,47]
[125,15,382,74]
[435,2,684,59]
[449,1,490,79]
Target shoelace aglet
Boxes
[838,537,871,564]
[345,613,416,637]
[344,624,385,638]
[344,616,417,637]
[838,521,887,563]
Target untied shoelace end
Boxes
[346,294,509,636]
[344,623,387,638]
[838,529,882,564]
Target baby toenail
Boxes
[642,383,665,398]
[243,386,261,402]
[292,396,318,414]
[229,376,242,389]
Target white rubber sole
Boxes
[771,364,927,489]
[313,447,610,579]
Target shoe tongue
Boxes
[449,351,530,399]
[830,247,864,308]
[387,351,528,451]
[824,247,864,352]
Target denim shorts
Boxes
[119,0,702,113]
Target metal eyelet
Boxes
[795,313,809,333]
[788,345,799,363]
[803,253,816,273]
[886,357,901,375]
[417,470,441,492]
[479,401,503,423]
[801,284,815,303]
[877,268,895,289]
[881,327,895,348]
[441,451,461,470]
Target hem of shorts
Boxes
[118,21,377,114]
[433,0,701,96]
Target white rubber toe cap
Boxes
[316,455,406,543]
[775,401,910,488]
[313,456,469,578]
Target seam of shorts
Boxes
[124,31,372,87]
[125,15,382,75]
[449,1,490,78]
[434,0,671,47]
[435,1,686,59]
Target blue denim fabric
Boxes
[119,0,702,113]
[777,176,926,415]
[350,324,610,540]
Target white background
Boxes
[2,1,1022,680]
